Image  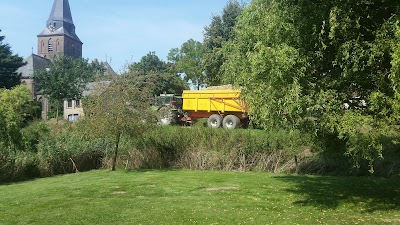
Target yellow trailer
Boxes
[182,89,248,129]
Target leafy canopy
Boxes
[82,76,156,170]
[126,51,188,95]
[0,85,34,150]
[202,0,243,86]
[36,55,95,102]
[169,39,205,90]
[0,30,25,89]
[129,51,167,74]
[222,0,400,169]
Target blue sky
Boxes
[0,0,233,73]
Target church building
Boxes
[18,0,82,119]
[18,0,116,120]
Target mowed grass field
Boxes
[1,170,400,225]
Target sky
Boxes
[0,0,232,74]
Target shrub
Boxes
[37,128,110,176]
[119,126,315,173]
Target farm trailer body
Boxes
[182,89,248,129]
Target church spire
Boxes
[47,0,74,25]
[44,0,79,39]
[37,0,82,59]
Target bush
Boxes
[117,126,315,173]
[0,122,110,183]
[37,128,110,176]
[21,121,49,153]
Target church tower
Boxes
[37,0,82,59]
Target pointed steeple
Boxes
[40,0,80,42]
[47,0,74,25]
[37,0,82,59]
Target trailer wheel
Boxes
[207,114,222,128]
[223,115,240,130]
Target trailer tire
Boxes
[223,115,240,130]
[207,114,222,128]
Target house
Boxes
[64,99,83,122]
[63,81,111,122]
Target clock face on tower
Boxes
[48,24,55,32]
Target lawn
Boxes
[1,170,400,225]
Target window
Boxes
[48,39,53,52]
[75,100,80,107]
[67,100,72,108]
[68,114,79,122]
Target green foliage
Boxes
[20,121,49,153]
[83,75,156,170]
[169,39,205,90]
[36,127,109,176]
[126,72,188,96]
[222,0,400,171]
[91,59,106,74]
[35,55,95,116]
[0,122,109,182]
[129,51,167,73]
[124,127,313,172]
[0,85,34,150]
[202,1,243,85]
[126,52,188,95]
[0,29,25,89]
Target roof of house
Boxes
[103,62,118,76]
[82,81,112,97]
[17,54,51,78]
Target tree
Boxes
[169,39,205,90]
[129,51,167,74]
[131,72,188,96]
[127,51,188,96]
[223,0,305,129]
[0,30,25,89]
[82,76,156,171]
[222,0,400,170]
[90,59,106,76]
[36,55,95,119]
[0,85,34,150]
[203,1,243,85]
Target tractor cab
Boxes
[154,93,185,125]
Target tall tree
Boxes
[36,55,95,119]
[222,0,400,169]
[203,1,243,86]
[169,39,205,90]
[129,51,167,74]
[0,30,25,89]
[131,72,188,96]
[127,51,188,96]
[82,76,155,171]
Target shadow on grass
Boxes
[275,175,400,212]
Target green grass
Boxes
[1,170,400,225]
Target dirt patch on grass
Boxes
[112,191,127,195]
[206,186,240,191]
[382,218,400,223]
